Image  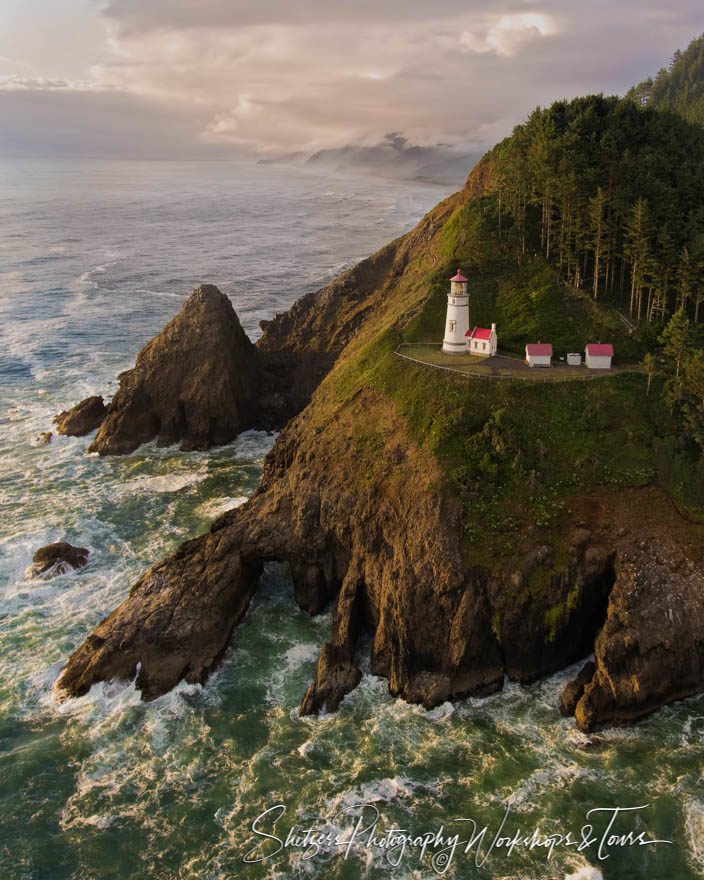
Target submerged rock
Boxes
[88,285,261,456]
[26,542,89,580]
[53,396,107,436]
[36,431,53,445]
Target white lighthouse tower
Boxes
[442,269,470,353]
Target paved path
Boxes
[395,344,638,383]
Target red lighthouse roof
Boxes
[450,268,467,282]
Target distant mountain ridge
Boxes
[305,133,480,185]
[258,132,481,186]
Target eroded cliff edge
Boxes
[56,157,704,732]
[57,384,704,732]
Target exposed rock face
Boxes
[26,542,89,580]
[300,643,362,715]
[87,285,261,455]
[59,390,509,707]
[56,529,262,700]
[54,158,704,731]
[56,394,704,726]
[58,340,704,726]
[496,538,614,686]
[575,545,704,732]
[53,396,106,437]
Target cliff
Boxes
[56,153,704,734]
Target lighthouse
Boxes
[442,269,470,353]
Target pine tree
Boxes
[624,199,652,319]
[588,187,608,299]
[643,352,658,396]
[677,245,693,313]
[660,308,693,377]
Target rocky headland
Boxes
[55,158,704,735]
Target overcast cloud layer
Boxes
[1,0,703,159]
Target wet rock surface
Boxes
[56,528,262,700]
[53,396,106,437]
[26,542,90,580]
[575,542,704,732]
[560,661,597,716]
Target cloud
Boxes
[100,0,543,32]
[77,11,564,151]
[0,75,107,91]
[2,0,704,159]
[0,88,235,159]
[460,12,556,55]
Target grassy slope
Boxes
[309,182,704,584]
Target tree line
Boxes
[483,94,704,325]
[627,33,704,127]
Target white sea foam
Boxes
[266,641,320,703]
[121,467,208,494]
[197,495,248,519]
[1,160,695,880]
[424,701,456,722]
[326,776,440,816]
[684,797,704,869]
[231,428,277,461]
[501,763,589,812]
[564,863,604,879]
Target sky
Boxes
[1,0,703,160]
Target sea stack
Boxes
[88,285,261,455]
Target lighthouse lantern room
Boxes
[442,269,470,353]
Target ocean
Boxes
[0,157,702,880]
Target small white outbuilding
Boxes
[585,343,613,369]
[525,342,553,367]
[566,352,581,366]
[465,323,498,357]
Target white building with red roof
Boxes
[442,269,471,353]
[585,342,613,369]
[466,323,497,357]
[525,341,553,367]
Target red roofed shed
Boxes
[585,342,613,369]
[525,341,552,367]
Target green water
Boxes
[1,158,702,880]
[1,427,703,879]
